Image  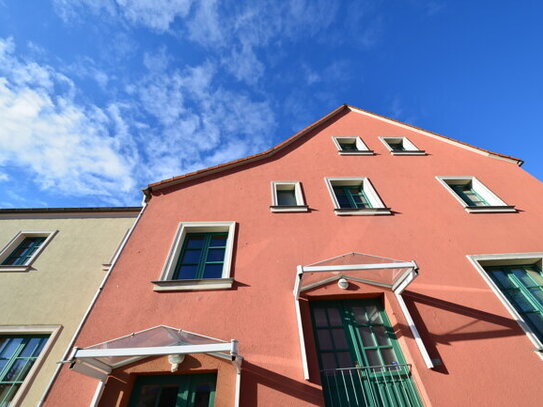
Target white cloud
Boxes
[0,38,137,202]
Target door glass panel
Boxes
[358,326,375,347]
[326,308,342,326]
[157,386,179,407]
[193,383,212,407]
[331,329,349,348]
[317,330,334,350]
[373,326,390,346]
[365,349,382,367]
[351,306,368,324]
[337,352,354,368]
[313,308,327,327]
[381,348,398,365]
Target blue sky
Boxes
[0,1,541,207]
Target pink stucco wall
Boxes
[46,110,543,406]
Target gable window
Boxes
[0,231,56,272]
[270,182,308,212]
[468,253,543,355]
[325,178,391,216]
[380,137,425,155]
[437,177,516,213]
[332,137,373,155]
[153,222,236,291]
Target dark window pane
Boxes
[157,386,179,407]
[509,290,536,312]
[321,353,337,370]
[381,348,398,365]
[331,329,348,348]
[337,352,354,368]
[525,313,543,337]
[194,384,212,407]
[339,141,358,151]
[209,234,227,247]
[202,264,223,279]
[0,338,22,359]
[207,248,225,262]
[313,308,328,327]
[317,330,334,350]
[365,349,382,367]
[136,385,161,407]
[529,288,543,306]
[358,326,375,347]
[373,326,390,346]
[277,190,297,206]
[180,249,202,264]
[185,235,205,249]
[351,306,369,324]
[176,265,198,280]
[489,270,515,289]
[327,308,342,326]
[19,337,42,357]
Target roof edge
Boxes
[144,104,524,197]
[0,207,142,214]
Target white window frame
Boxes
[467,253,543,359]
[0,325,62,405]
[437,176,516,213]
[325,177,391,216]
[152,222,236,292]
[0,230,57,272]
[270,181,308,213]
[332,136,373,155]
[380,136,425,155]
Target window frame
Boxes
[437,176,516,213]
[332,137,373,156]
[0,231,57,272]
[467,253,543,359]
[0,325,61,406]
[379,137,425,155]
[270,181,308,212]
[325,177,391,216]
[153,222,236,292]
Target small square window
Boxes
[325,178,391,216]
[0,231,56,272]
[380,137,425,155]
[270,182,308,212]
[153,222,236,291]
[332,137,373,155]
[437,177,516,213]
[468,253,543,355]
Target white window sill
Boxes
[334,208,392,216]
[390,150,426,156]
[338,150,374,156]
[151,278,234,292]
[465,205,517,213]
[270,205,309,213]
[0,265,32,272]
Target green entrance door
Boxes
[311,299,423,407]
[128,373,216,407]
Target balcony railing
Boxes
[320,363,423,407]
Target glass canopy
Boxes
[68,326,238,380]
[296,252,418,297]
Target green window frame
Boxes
[310,299,423,407]
[1,237,46,266]
[0,335,50,405]
[174,233,228,280]
[451,184,489,207]
[333,185,372,209]
[485,264,543,342]
[128,373,216,407]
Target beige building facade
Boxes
[0,207,140,406]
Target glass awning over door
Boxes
[294,252,418,298]
[66,326,239,381]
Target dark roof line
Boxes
[143,104,524,197]
[0,207,142,214]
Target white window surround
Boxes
[437,176,516,213]
[270,181,308,213]
[467,253,543,359]
[152,222,236,292]
[0,325,62,406]
[379,136,426,155]
[332,136,373,155]
[0,230,57,272]
[325,177,391,216]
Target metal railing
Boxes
[320,363,423,407]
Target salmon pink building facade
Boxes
[44,105,543,407]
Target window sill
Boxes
[0,265,32,272]
[270,205,309,213]
[338,150,374,156]
[151,278,234,292]
[465,205,516,213]
[334,208,392,216]
[390,150,426,156]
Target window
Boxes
[325,178,391,216]
[380,137,425,155]
[437,177,516,213]
[153,222,236,291]
[468,253,543,355]
[0,335,50,405]
[270,182,308,212]
[332,137,373,155]
[0,231,56,272]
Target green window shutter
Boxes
[0,335,50,405]
[174,233,227,280]
[333,186,372,209]
[1,237,47,266]
[485,264,543,341]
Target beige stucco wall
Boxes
[0,211,139,407]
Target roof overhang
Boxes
[66,326,240,381]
